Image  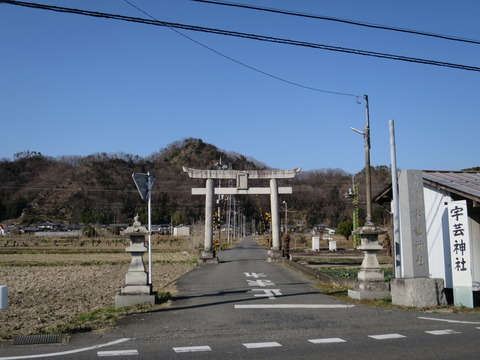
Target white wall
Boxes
[173,226,190,236]
[423,184,453,287]
[469,209,480,282]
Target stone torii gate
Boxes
[183,166,301,263]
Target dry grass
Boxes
[0,239,198,340]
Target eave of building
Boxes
[373,170,480,207]
[423,170,480,205]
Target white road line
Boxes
[243,342,282,349]
[425,329,461,335]
[419,316,480,325]
[309,338,347,344]
[173,346,211,353]
[0,338,131,360]
[235,304,355,309]
[97,350,139,357]
[368,334,406,340]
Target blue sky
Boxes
[1,0,479,174]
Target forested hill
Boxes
[0,138,392,229]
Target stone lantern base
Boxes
[115,293,157,308]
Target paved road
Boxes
[2,236,480,359]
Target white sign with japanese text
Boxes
[447,200,473,307]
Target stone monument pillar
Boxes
[115,216,156,308]
[348,224,390,300]
[390,170,447,307]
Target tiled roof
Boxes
[374,170,480,204]
[422,171,480,203]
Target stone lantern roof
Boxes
[120,215,150,236]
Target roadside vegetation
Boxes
[0,235,198,340]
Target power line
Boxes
[192,0,480,46]
[2,0,480,72]
[123,0,357,97]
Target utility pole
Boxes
[351,94,373,225]
[348,95,389,300]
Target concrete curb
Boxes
[281,258,356,289]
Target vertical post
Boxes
[204,178,214,254]
[389,120,401,277]
[270,178,281,250]
[353,183,360,248]
[147,172,153,285]
[0,286,7,310]
[364,94,373,226]
[227,195,232,244]
[233,199,237,240]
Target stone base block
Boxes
[391,278,447,307]
[267,249,283,263]
[120,285,152,295]
[348,280,390,300]
[198,257,219,264]
[115,293,156,308]
[348,289,391,300]
[354,280,390,292]
[357,269,385,282]
[125,272,149,286]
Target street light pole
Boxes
[364,94,373,226]
[351,94,373,226]
[348,95,389,300]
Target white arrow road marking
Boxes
[243,342,282,349]
[425,329,461,335]
[244,272,267,278]
[173,346,211,353]
[0,338,131,360]
[309,338,347,344]
[419,316,480,325]
[251,289,282,299]
[247,279,275,287]
[235,304,355,309]
[368,334,406,340]
[97,350,138,357]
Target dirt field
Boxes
[0,250,196,340]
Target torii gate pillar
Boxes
[203,178,215,259]
[270,178,281,251]
[183,166,301,264]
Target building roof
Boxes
[423,170,480,204]
[374,170,480,206]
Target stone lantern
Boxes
[348,224,390,299]
[115,216,156,308]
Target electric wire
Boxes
[192,0,480,46]
[128,0,358,97]
[2,0,480,72]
